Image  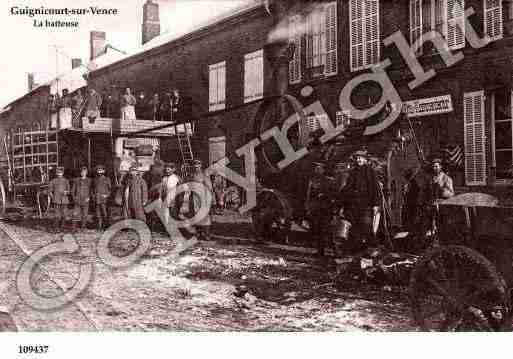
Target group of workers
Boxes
[305,149,455,257]
[47,86,184,128]
[47,159,214,240]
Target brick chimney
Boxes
[142,0,160,45]
[27,73,36,92]
[90,31,107,60]
[71,58,82,69]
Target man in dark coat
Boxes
[72,166,91,230]
[306,162,334,256]
[340,150,380,247]
[85,88,102,123]
[48,166,70,231]
[123,165,148,222]
[402,168,421,232]
[94,165,112,230]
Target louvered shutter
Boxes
[350,0,364,71]
[464,91,487,186]
[410,0,423,49]
[484,0,503,41]
[218,62,226,110]
[208,64,217,112]
[289,15,302,84]
[447,0,465,49]
[324,2,338,76]
[364,0,380,66]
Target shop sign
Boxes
[403,95,453,117]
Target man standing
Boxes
[426,158,455,234]
[48,94,59,130]
[340,150,380,248]
[58,89,73,129]
[161,162,181,225]
[188,160,214,241]
[123,165,148,222]
[86,88,102,123]
[72,166,91,230]
[121,88,137,121]
[72,89,84,127]
[402,168,421,231]
[149,93,161,122]
[306,162,333,256]
[48,166,70,231]
[94,165,112,230]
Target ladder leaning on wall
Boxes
[176,122,195,179]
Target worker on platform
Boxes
[187,160,214,241]
[72,89,84,127]
[48,166,70,231]
[149,93,161,122]
[123,165,148,222]
[85,88,102,123]
[121,87,137,121]
[94,165,112,231]
[339,149,381,249]
[58,89,73,129]
[305,161,333,257]
[72,166,91,231]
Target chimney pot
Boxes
[90,31,107,61]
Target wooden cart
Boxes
[408,197,513,331]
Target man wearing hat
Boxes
[187,159,214,240]
[123,165,148,222]
[48,166,70,231]
[339,149,380,249]
[160,162,182,225]
[306,161,334,256]
[93,165,112,230]
[72,166,91,230]
[424,158,454,234]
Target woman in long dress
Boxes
[120,87,137,121]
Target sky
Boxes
[0,0,254,108]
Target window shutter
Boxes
[218,62,226,110]
[289,15,302,84]
[350,0,364,71]
[484,0,503,41]
[208,64,217,111]
[447,0,465,49]
[464,91,487,186]
[244,50,263,103]
[364,0,380,67]
[410,0,423,48]
[324,2,338,76]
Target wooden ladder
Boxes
[176,123,194,179]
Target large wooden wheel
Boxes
[409,245,509,331]
[251,189,292,243]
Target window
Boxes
[493,90,513,181]
[305,2,338,77]
[289,15,303,84]
[463,90,486,185]
[350,0,380,71]
[409,0,465,52]
[484,0,503,41]
[289,2,337,81]
[208,61,226,112]
[244,49,264,103]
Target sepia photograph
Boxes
[0,0,512,356]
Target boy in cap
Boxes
[48,166,70,231]
[94,165,112,230]
[187,159,214,240]
[123,165,148,221]
[72,166,91,230]
[305,161,333,256]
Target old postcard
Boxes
[0,0,511,357]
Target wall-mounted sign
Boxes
[403,95,453,117]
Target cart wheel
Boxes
[409,245,508,331]
[252,190,292,243]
